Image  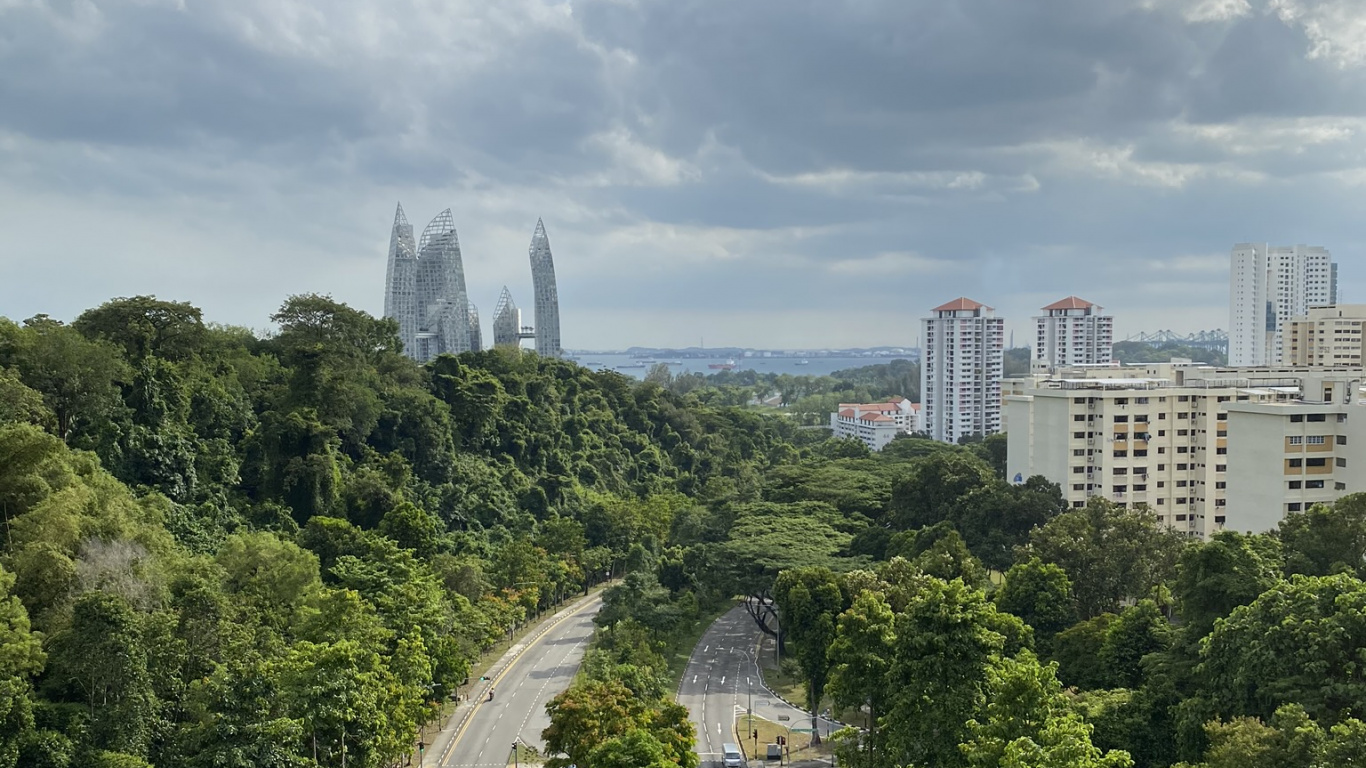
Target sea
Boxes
[565,354,916,380]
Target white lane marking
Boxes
[704,645,709,653]
[693,675,697,684]
[721,676,725,685]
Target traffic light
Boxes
[752,729,758,740]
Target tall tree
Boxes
[773,567,845,740]
[1023,499,1186,618]
[996,559,1077,656]
[827,590,896,768]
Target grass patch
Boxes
[735,714,832,763]
[668,597,739,685]
[505,741,540,766]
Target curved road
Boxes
[432,595,602,767]
[678,604,838,767]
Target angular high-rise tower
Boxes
[384,204,475,362]
[529,219,562,357]
[492,287,522,348]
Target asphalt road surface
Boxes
[678,604,838,767]
[432,595,602,767]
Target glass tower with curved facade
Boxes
[385,205,561,361]
[529,219,562,358]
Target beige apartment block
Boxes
[1284,305,1366,367]
[1224,375,1366,532]
[1007,362,1365,538]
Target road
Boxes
[678,604,838,767]
[431,595,602,767]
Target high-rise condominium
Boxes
[921,298,1005,443]
[529,219,561,358]
[1229,243,1336,366]
[384,204,474,363]
[1032,296,1113,371]
[385,206,562,361]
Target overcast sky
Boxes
[2,0,1364,349]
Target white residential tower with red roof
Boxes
[1032,296,1113,371]
[921,298,1005,443]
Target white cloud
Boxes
[1141,0,1253,23]
[578,127,701,186]
[1272,0,1366,68]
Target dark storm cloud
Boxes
[1,0,1364,347]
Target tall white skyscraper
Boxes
[1229,244,1337,366]
[1032,297,1113,371]
[921,298,1005,443]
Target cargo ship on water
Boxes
[708,359,737,370]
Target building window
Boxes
[1073,431,1085,438]
[1289,458,1303,468]
[1073,449,1086,456]
[1216,481,1226,489]
[1289,480,1302,489]
[1289,436,1303,445]
[1291,415,1304,423]
[1176,514,1187,521]
[1157,464,1166,471]
[1215,464,1226,472]
[1072,484,1085,491]
[1113,467,1128,475]
[1337,457,1347,468]
[1135,450,1148,457]
[1307,435,1326,445]
[1113,450,1128,458]
[1073,467,1085,474]
[1074,415,1086,422]
[1337,482,1348,491]
[1216,447,1228,455]
[1306,480,1325,489]
[1178,463,1188,470]
[1288,503,1302,512]
[1307,458,1327,468]
[1157,498,1165,505]
[1338,435,1348,445]
[1308,414,1327,422]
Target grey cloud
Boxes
[2,0,1365,348]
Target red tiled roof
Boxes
[1042,296,1096,310]
[838,408,856,418]
[859,413,893,423]
[934,297,989,312]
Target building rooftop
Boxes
[1041,296,1098,311]
[933,297,990,312]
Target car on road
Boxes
[722,742,745,768]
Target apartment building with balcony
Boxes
[1285,304,1366,367]
[1006,362,1364,538]
[1229,243,1336,366]
[921,298,1005,443]
[1224,375,1366,532]
[1032,297,1113,372]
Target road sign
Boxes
[790,728,816,733]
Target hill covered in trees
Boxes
[0,295,802,768]
[0,294,1360,768]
